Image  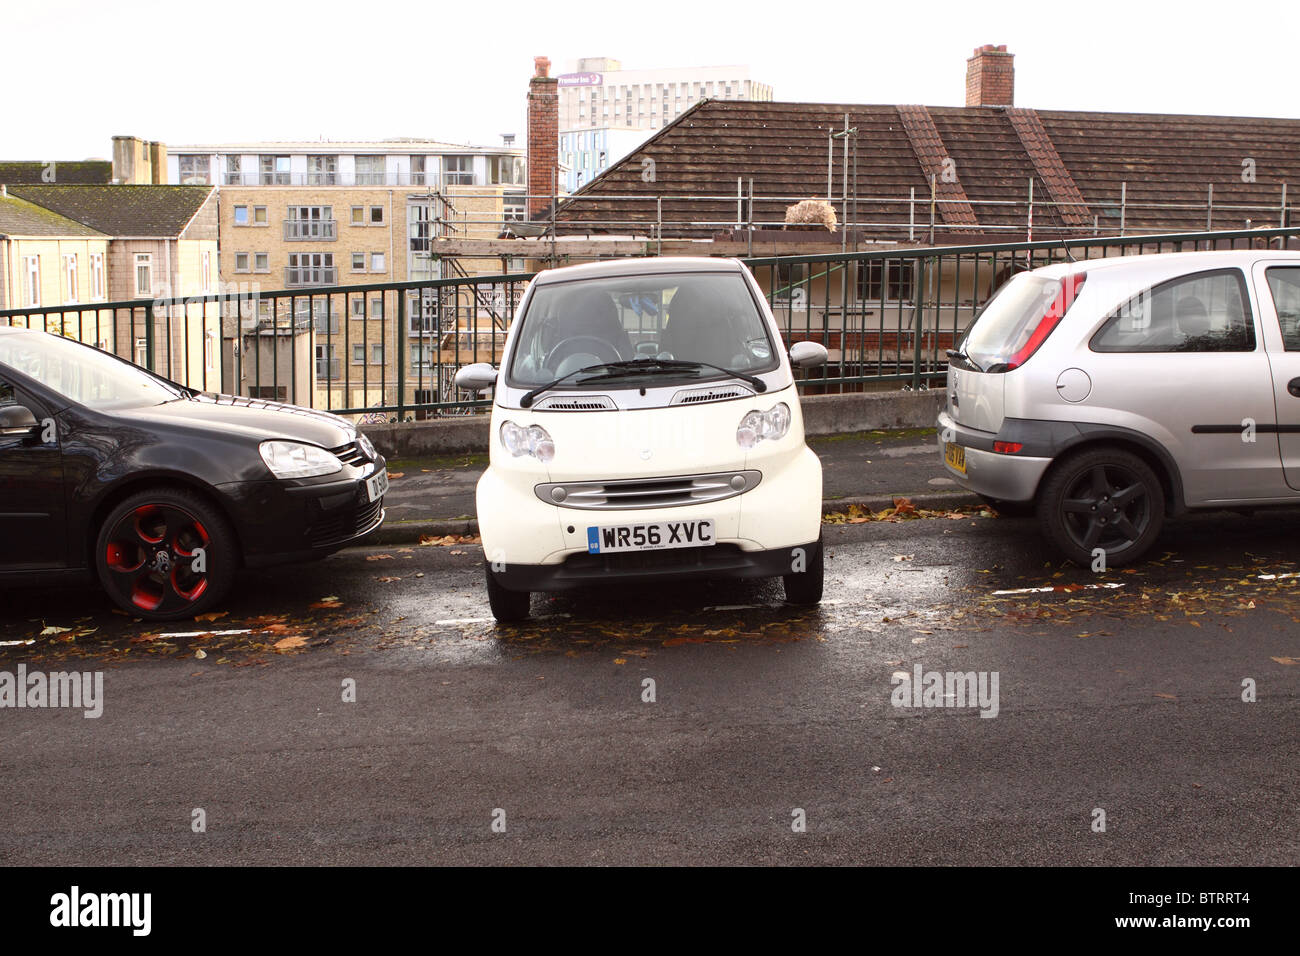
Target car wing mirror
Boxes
[789,341,829,369]
[454,363,498,392]
[0,405,39,437]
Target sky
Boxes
[6,0,1300,160]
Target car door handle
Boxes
[1290,377,1300,398]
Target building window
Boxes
[411,155,426,186]
[856,260,915,303]
[234,205,249,226]
[315,344,339,379]
[135,338,149,367]
[201,250,212,292]
[369,205,385,225]
[355,155,386,185]
[444,156,474,186]
[90,253,104,299]
[503,193,526,222]
[62,254,78,302]
[352,344,365,366]
[370,296,382,318]
[178,155,210,185]
[350,297,365,317]
[350,206,364,226]
[260,155,290,185]
[234,253,250,273]
[253,206,268,225]
[371,344,383,365]
[224,155,242,185]
[23,256,40,307]
[254,253,269,273]
[489,156,524,185]
[205,330,216,371]
[285,205,335,240]
[134,254,153,298]
[306,155,337,186]
[287,253,335,286]
[410,344,433,370]
[351,252,366,272]
[370,252,385,273]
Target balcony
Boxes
[283,219,337,241]
[285,267,337,287]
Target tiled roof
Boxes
[0,193,107,238]
[7,185,214,237]
[896,105,978,225]
[0,160,112,185]
[554,100,1300,240]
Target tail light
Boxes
[993,441,1024,454]
[1004,272,1087,371]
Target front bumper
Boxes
[217,456,387,566]
[937,410,1051,502]
[492,538,820,592]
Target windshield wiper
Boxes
[587,358,768,393]
[520,358,766,408]
[945,347,984,373]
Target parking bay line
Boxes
[991,583,1125,596]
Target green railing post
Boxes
[911,257,926,390]
[396,290,406,423]
[143,300,156,372]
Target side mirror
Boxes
[789,341,829,369]
[0,405,38,437]
[454,363,498,392]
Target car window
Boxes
[0,331,183,410]
[1091,269,1254,353]
[1264,267,1300,350]
[507,272,776,387]
[0,379,14,407]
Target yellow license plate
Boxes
[944,442,967,475]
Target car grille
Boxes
[532,395,616,411]
[562,543,746,574]
[670,384,755,405]
[309,495,383,548]
[534,470,761,510]
[330,441,365,466]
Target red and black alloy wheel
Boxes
[95,489,236,620]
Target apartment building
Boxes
[558,57,773,133]
[166,139,527,415]
[559,127,650,192]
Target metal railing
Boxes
[283,219,337,241]
[2,226,1298,422]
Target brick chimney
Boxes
[965,44,1014,107]
[527,56,559,220]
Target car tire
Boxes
[485,562,531,622]
[1037,448,1165,567]
[978,494,1036,518]
[782,537,824,605]
[94,487,238,621]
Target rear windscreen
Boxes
[961,273,1059,371]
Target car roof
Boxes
[532,256,745,285]
[1034,247,1300,279]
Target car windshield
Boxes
[0,330,185,410]
[507,272,777,387]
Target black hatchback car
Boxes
[0,326,387,620]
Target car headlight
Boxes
[736,403,791,449]
[259,440,344,479]
[355,431,376,460]
[500,421,555,463]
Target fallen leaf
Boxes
[195,611,228,622]
[365,554,394,562]
[1154,693,1177,699]
[1271,656,1299,666]
[387,472,405,479]
[274,636,308,652]
[613,658,626,665]
[376,576,401,583]
[194,649,207,659]
[40,625,72,636]
[310,600,343,609]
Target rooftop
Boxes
[0,192,107,238]
[8,185,214,237]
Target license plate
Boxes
[944,442,967,475]
[587,519,715,554]
[365,468,389,503]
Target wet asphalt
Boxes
[1,509,1298,865]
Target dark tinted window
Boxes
[1092,269,1254,352]
[1265,267,1300,351]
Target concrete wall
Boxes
[360,388,945,458]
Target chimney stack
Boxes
[527,56,559,220]
[965,44,1014,108]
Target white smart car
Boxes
[456,257,829,622]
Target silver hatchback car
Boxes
[938,248,1300,565]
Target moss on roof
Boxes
[0,160,112,185]
[0,193,107,238]
[7,185,214,237]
